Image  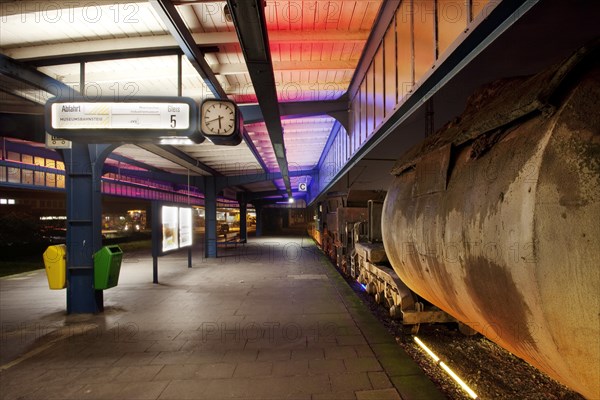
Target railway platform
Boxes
[0,236,443,400]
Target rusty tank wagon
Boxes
[309,190,457,334]
[382,44,600,398]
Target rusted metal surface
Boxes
[346,189,386,207]
[355,242,388,264]
[382,47,600,399]
[336,208,368,232]
[402,310,456,325]
[335,207,368,274]
[356,254,415,316]
[367,200,384,243]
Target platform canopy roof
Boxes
[0,0,383,201]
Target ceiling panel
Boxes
[179,140,263,176]
[0,2,166,49]
[111,144,193,175]
[246,115,335,173]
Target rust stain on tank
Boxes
[464,256,537,353]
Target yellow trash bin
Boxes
[43,244,67,290]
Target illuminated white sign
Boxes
[298,182,307,191]
[179,208,193,248]
[51,102,190,130]
[161,206,193,253]
[161,206,179,253]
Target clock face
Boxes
[201,100,236,136]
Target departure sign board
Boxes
[51,102,190,130]
[45,97,201,143]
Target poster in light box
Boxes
[179,207,193,247]
[161,206,179,252]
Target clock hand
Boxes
[205,115,223,124]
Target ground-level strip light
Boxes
[414,336,478,399]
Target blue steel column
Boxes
[239,197,247,243]
[62,143,114,313]
[204,176,218,258]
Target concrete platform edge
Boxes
[313,242,447,400]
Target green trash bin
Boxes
[93,245,123,290]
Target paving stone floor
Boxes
[0,236,444,400]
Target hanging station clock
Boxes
[199,99,243,145]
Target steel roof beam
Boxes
[217,168,314,189]
[241,128,268,172]
[0,100,44,115]
[241,190,288,201]
[149,0,227,99]
[22,47,219,67]
[0,54,78,99]
[246,122,336,134]
[5,30,367,62]
[240,97,349,130]
[250,197,295,207]
[0,55,77,142]
[103,164,204,190]
[4,32,234,61]
[226,0,292,197]
[107,153,165,173]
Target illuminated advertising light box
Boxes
[161,205,193,253]
[45,96,203,143]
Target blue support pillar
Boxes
[61,143,114,314]
[204,176,218,258]
[239,197,247,243]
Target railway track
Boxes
[344,276,585,400]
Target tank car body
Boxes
[382,46,600,398]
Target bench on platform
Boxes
[217,232,243,248]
